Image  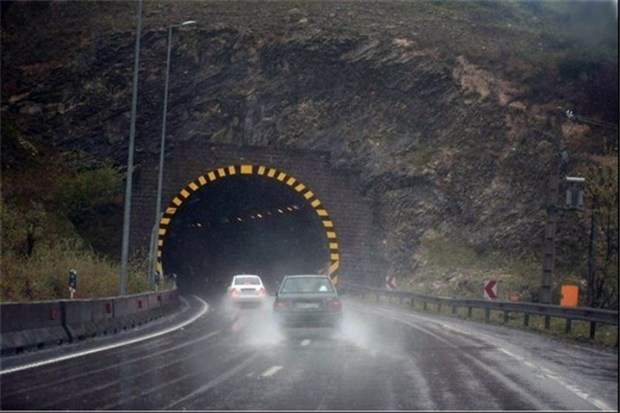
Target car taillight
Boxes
[326,298,342,311]
[230,288,240,297]
[258,287,267,296]
[274,300,291,311]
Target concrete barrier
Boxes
[146,292,166,320]
[0,301,68,355]
[0,288,181,355]
[91,299,117,335]
[64,300,100,341]
[127,295,150,327]
[112,295,142,331]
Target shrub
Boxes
[0,238,154,302]
[54,160,123,224]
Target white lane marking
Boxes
[498,348,524,361]
[301,339,311,346]
[0,295,209,376]
[7,328,221,399]
[497,348,613,411]
[261,366,283,377]
[359,304,616,411]
[165,354,256,409]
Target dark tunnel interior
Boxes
[161,174,331,296]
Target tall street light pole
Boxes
[120,0,143,296]
[149,20,197,285]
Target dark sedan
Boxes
[273,274,343,329]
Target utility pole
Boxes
[539,116,562,305]
[119,0,143,296]
[587,194,599,307]
[540,167,559,304]
[148,20,197,288]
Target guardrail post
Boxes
[339,283,617,340]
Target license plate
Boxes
[295,302,320,310]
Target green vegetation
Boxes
[402,228,617,310]
[0,125,158,303]
[575,157,619,309]
[0,239,161,302]
[412,235,550,301]
[54,160,123,224]
[424,237,486,269]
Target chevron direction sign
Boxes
[385,276,396,290]
[484,280,498,300]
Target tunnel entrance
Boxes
[159,165,339,295]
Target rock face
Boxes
[1,1,617,289]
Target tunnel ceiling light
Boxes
[194,204,310,227]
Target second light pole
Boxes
[150,20,197,285]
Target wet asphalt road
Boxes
[1,294,617,410]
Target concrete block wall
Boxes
[0,302,68,352]
[0,289,181,356]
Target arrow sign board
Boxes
[385,276,396,290]
[484,280,498,300]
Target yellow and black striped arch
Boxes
[156,164,340,284]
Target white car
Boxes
[226,274,268,306]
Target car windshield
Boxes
[234,276,261,285]
[280,277,334,294]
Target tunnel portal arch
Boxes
[156,164,340,285]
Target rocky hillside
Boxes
[1,1,617,303]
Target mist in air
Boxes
[215,294,408,358]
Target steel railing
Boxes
[338,281,618,341]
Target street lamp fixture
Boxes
[149,20,198,286]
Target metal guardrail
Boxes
[338,281,618,341]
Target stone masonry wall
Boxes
[131,143,383,283]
